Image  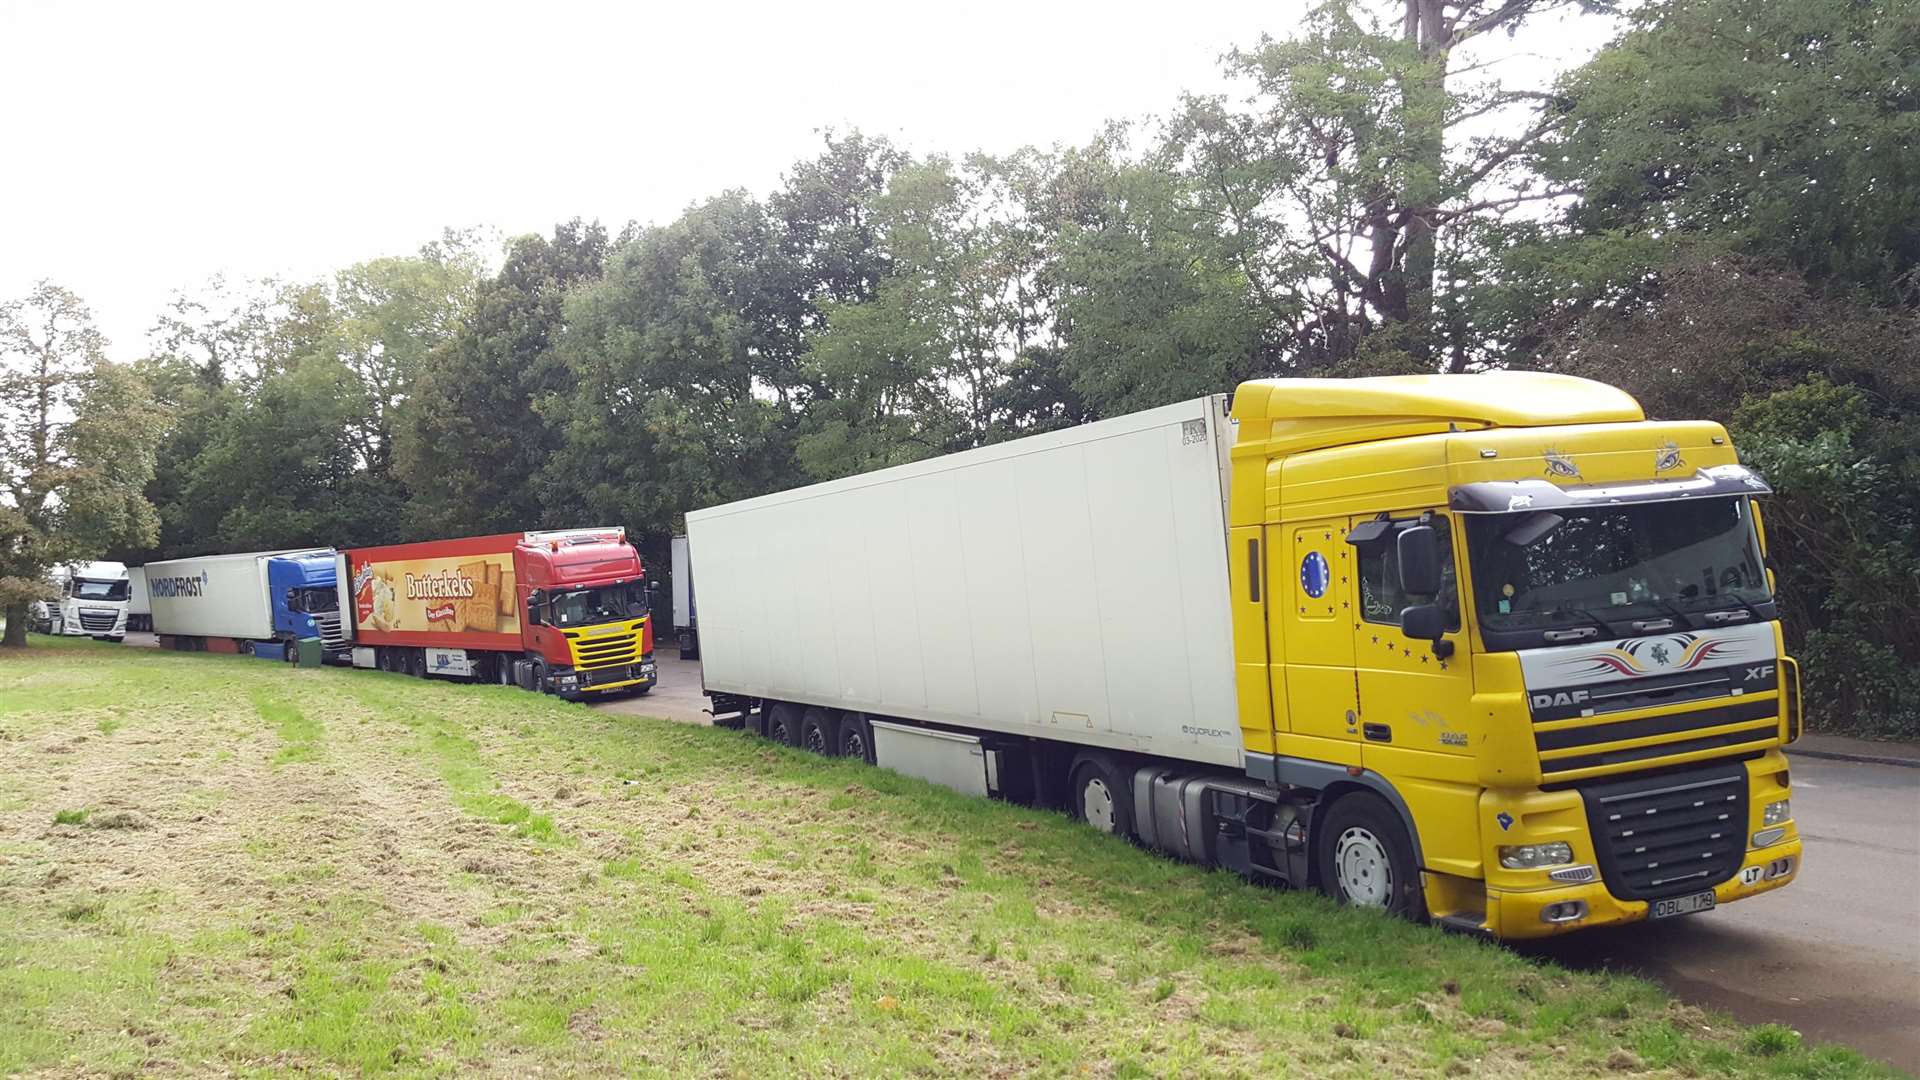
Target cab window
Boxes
[1355,518,1461,630]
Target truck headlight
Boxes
[555,674,578,691]
[1763,799,1790,826]
[1499,842,1574,869]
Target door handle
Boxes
[1363,723,1392,743]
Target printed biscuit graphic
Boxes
[497,569,515,615]
[464,579,501,632]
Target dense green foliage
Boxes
[4,0,1912,733]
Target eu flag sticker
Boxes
[1299,551,1331,598]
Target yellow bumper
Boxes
[1480,836,1803,939]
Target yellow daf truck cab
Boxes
[1226,373,1802,937]
[697,371,1801,940]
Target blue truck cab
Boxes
[267,553,347,656]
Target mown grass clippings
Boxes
[0,635,1900,1079]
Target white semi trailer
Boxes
[687,397,1240,798]
[127,566,153,632]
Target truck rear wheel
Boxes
[1070,753,1135,839]
[799,707,835,755]
[836,712,875,764]
[765,702,802,746]
[1314,793,1426,920]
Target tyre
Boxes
[1314,792,1426,919]
[799,707,836,755]
[764,702,802,746]
[1069,753,1135,839]
[836,712,876,764]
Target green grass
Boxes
[0,635,1901,1078]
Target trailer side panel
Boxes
[689,396,1242,768]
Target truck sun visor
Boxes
[1449,464,1771,514]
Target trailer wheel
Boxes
[799,707,836,755]
[1314,792,1426,920]
[1070,753,1135,839]
[836,712,876,764]
[765,702,802,746]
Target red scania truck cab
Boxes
[338,527,656,699]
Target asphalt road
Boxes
[122,634,1918,1068]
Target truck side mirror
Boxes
[525,592,543,626]
[1397,524,1443,597]
[1400,603,1455,659]
[1401,603,1445,640]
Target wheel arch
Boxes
[1255,754,1427,871]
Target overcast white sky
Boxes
[0,0,1612,356]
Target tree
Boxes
[131,275,284,561]
[321,233,488,479]
[1539,0,1920,305]
[1173,0,1605,370]
[1044,135,1274,415]
[0,284,163,646]
[552,194,804,540]
[181,359,380,550]
[395,221,608,536]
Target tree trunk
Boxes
[3,604,29,648]
[1399,0,1450,366]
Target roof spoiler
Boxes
[1450,464,1771,514]
[523,527,627,549]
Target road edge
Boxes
[1789,745,1920,769]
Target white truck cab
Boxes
[33,561,132,642]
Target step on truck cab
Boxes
[33,561,131,641]
[690,373,1802,939]
[339,528,656,699]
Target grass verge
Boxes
[0,636,1899,1078]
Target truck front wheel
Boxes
[1314,793,1426,920]
[1070,753,1135,839]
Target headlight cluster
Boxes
[1763,799,1791,825]
[1499,841,1574,869]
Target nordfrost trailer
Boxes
[146,549,345,656]
[690,375,1805,939]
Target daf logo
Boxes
[1744,664,1776,682]
[1532,689,1591,709]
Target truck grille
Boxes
[1535,698,1779,780]
[566,618,647,670]
[314,611,347,649]
[78,609,118,632]
[1579,762,1748,900]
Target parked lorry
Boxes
[31,561,131,641]
[671,535,698,660]
[127,566,153,632]
[338,528,656,699]
[689,373,1802,939]
[146,549,347,658]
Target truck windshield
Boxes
[73,578,129,601]
[1464,496,1770,634]
[549,582,648,629]
[289,588,338,614]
